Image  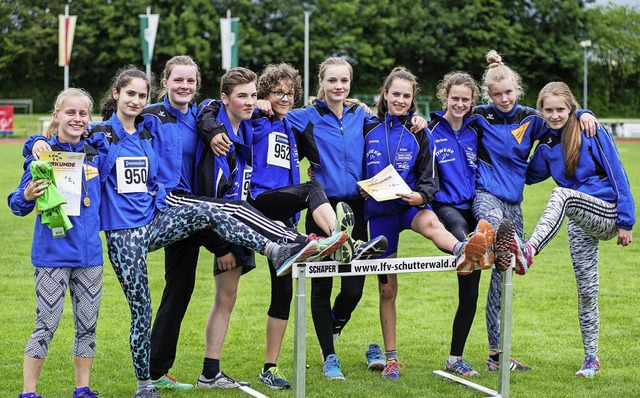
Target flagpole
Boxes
[146,7,151,80]
[64,5,69,90]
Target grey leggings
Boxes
[25,266,103,359]
[530,187,618,355]
[473,190,523,351]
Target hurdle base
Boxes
[432,370,500,397]
[239,385,270,398]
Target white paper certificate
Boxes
[357,164,412,202]
[40,151,85,216]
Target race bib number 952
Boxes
[267,132,290,169]
[116,157,148,193]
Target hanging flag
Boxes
[58,14,77,67]
[220,16,239,70]
[139,12,159,66]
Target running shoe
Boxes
[476,219,495,270]
[322,354,346,380]
[197,371,251,388]
[494,219,516,272]
[19,394,42,398]
[485,357,531,372]
[259,366,291,389]
[352,235,389,261]
[72,387,100,398]
[445,356,480,378]
[494,219,533,274]
[365,343,386,371]
[511,234,534,275]
[274,240,319,277]
[575,354,600,378]
[455,233,488,275]
[306,231,348,262]
[334,202,356,263]
[151,374,193,390]
[132,387,161,398]
[381,359,404,380]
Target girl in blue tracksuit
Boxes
[88,67,317,397]
[363,67,486,380]
[428,72,488,378]
[472,50,599,372]
[9,88,101,398]
[517,81,634,378]
[285,57,373,380]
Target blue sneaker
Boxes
[259,366,291,389]
[576,354,600,378]
[274,240,319,276]
[323,354,345,380]
[365,343,386,371]
[352,235,388,261]
[381,359,403,380]
[72,386,99,398]
[445,356,480,377]
[19,394,42,398]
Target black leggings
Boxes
[249,180,330,320]
[432,203,480,356]
[308,198,368,359]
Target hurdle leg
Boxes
[497,257,515,398]
[293,264,307,398]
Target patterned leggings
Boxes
[106,202,272,380]
[530,187,618,355]
[25,266,103,359]
[473,190,523,350]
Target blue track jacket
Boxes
[526,125,635,230]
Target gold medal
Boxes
[83,197,91,207]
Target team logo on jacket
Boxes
[511,121,530,144]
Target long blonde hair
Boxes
[45,88,94,139]
[537,81,581,176]
[309,57,361,107]
[481,50,524,104]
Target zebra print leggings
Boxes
[25,266,103,359]
[530,187,618,356]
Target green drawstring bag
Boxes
[30,160,73,238]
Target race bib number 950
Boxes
[116,156,148,193]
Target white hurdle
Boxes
[291,255,515,398]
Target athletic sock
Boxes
[265,242,279,260]
[448,355,460,364]
[490,353,500,362]
[136,380,153,390]
[264,363,277,373]
[385,350,398,362]
[202,357,220,379]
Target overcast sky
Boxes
[592,0,639,7]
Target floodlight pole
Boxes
[580,40,592,109]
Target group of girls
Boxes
[10,59,347,398]
[8,48,633,398]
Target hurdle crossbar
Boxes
[292,255,515,398]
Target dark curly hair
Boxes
[257,63,302,103]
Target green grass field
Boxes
[0,141,638,398]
